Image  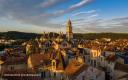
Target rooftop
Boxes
[65,60,88,79]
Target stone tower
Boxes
[66,19,73,41]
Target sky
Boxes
[0,0,128,33]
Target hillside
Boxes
[0,31,128,40]
[74,33,128,40]
[0,31,41,40]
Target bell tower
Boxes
[66,19,73,41]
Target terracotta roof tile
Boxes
[65,60,88,79]
[28,53,51,68]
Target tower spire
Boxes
[66,19,73,41]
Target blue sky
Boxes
[0,0,128,33]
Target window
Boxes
[101,57,103,61]
[91,60,93,65]
[82,76,85,80]
[53,62,55,66]
[41,71,46,78]
[10,66,14,70]
[54,72,56,77]
[94,60,96,67]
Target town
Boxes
[0,20,128,80]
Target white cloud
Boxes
[38,0,66,8]
[0,0,94,28]
[70,10,128,33]
[88,14,99,18]
[71,10,96,17]
[51,0,93,16]
[0,0,127,33]
[70,0,92,9]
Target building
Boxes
[66,19,73,41]
[114,62,128,80]
[0,55,27,73]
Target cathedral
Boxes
[26,19,74,55]
[25,19,90,80]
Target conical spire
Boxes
[67,19,71,25]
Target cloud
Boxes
[52,0,93,16]
[87,13,99,18]
[85,26,128,33]
[73,28,92,33]
[70,0,92,9]
[0,0,93,28]
[71,10,96,17]
[71,10,99,27]
[38,0,66,8]
[70,10,128,33]
[83,17,128,33]
[0,0,127,33]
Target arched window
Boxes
[52,60,56,70]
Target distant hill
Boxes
[74,33,128,40]
[0,31,128,40]
[0,31,41,40]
